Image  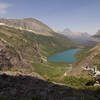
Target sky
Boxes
[0,0,100,35]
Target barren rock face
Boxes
[0,43,30,70]
[0,44,17,69]
[0,44,12,69]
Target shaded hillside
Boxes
[0,71,98,100]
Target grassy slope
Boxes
[0,25,77,79]
[51,75,100,100]
[0,25,76,57]
[31,62,71,79]
[68,43,100,76]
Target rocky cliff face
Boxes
[0,18,54,36]
[0,41,31,70]
[0,44,12,69]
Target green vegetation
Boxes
[92,54,100,70]
[52,76,94,88]
[73,44,100,71]
[0,25,76,75]
[0,25,74,81]
[31,62,71,79]
[0,25,77,57]
[53,76,100,100]
[74,48,92,66]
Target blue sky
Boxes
[0,0,100,34]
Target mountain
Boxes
[0,18,100,100]
[0,18,54,36]
[0,18,76,71]
[88,29,100,43]
[58,28,91,44]
[69,43,100,75]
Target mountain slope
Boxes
[0,18,54,36]
[58,28,90,44]
[0,24,76,71]
[69,43,100,75]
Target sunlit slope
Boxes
[69,43,100,75]
[0,25,76,70]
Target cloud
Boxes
[0,2,11,15]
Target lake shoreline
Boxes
[48,48,80,63]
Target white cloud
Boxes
[0,2,11,15]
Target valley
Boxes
[0,19,77,81]
[0,18,100,100]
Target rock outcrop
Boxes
[0,42,30,70]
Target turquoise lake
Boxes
[48,48,80,63]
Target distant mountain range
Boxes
[88,29,100,43]
[57,28,91,44]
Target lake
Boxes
[48,48,80,63]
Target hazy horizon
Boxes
[0,0,100,35]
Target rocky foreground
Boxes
[0,71,99,100]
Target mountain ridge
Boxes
[0,18,54,36]
[57,28,91,44]
[88,29,100,43]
